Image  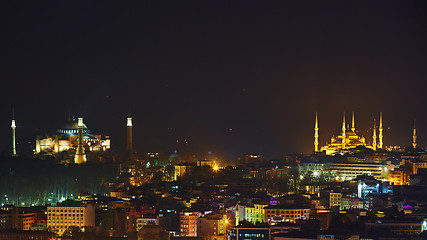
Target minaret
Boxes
[54,135,59,153]
[314,112,319,152]
[351,112,355,132]
[11,110,17,157]
[372,118,377,151]
[126,114,133,153]
[341,112,346,148]
[74,117,87,164]
[413,119,417,149]
[378,112,383,149]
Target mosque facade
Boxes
[315,112,383,155]
[35,116,110,154]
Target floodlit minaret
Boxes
[372,118,377,151]
[378,112,383,149]
[413,119,417,149]
[351,112,356,132]
[126,114,133,153]
[11,111,17,157]
[74,117,87,164]
[314,112,319,152]
[341,112,346,148]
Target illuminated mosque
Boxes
[35,116,110,154]
[314,112,383,155]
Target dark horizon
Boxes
[1,1,427,160]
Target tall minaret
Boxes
[126,114,133,153]
[351,112,356,132]
[341,112,346,148]
[74,117,87,164]
[11,110,17,157]
[372,118,377,151]
[378,112,383,149]
[314,112,319,152]
[413,119,417,149]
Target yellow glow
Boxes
[127,117,132,127]
[319,112,383,155]
[11,120,16,128]
[213,165,219,171]
[78,118,84,127]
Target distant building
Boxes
[264,205,310,224]
[46,203,95,236]
[136,215,159,231]
[229,224,270,240]
[237,154,262,165]
[366,219,424,236]
[0,207,37,230]
[0,230,54,240]
[328,192,342,209]
[235,203,267,225]
[388,168,411,185]
[299,162,327,176]
[329,162,389,181]
[35,116,110,154]
[179,211,199,237]
[103,200,138,237]
[412,161,427,174]
[197,213,227,238]
[29,219,47,231]
[315,112,384,155]
[245,204,267,224]
[174,163,196,181]
[356,176,391,199]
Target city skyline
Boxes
[2,109,422,160]
[2,2,427,239]
[1,1,427,159]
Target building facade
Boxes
[316,112,384,155]
[35,117,110,154]
[329,162,389,180]
[179,211,199,236]
[264,205,310,224]
[47,203,95,235]
[197,213,227,238]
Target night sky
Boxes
[1,1,427,160]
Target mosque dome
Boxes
[57,119,89,135]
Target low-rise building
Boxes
[329,163,389,181]
[136,215,159,231]
[179,211,199,237]
[47,202,95,235]
[388,168,411,185]
[197,213,227,238]
[235,203,267,225]
[264,205,310,224]
[229,224,270,240]
[0,207,37,230]
[328,192,342,209]
[366,219,423,236]
[412,161,427,174]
